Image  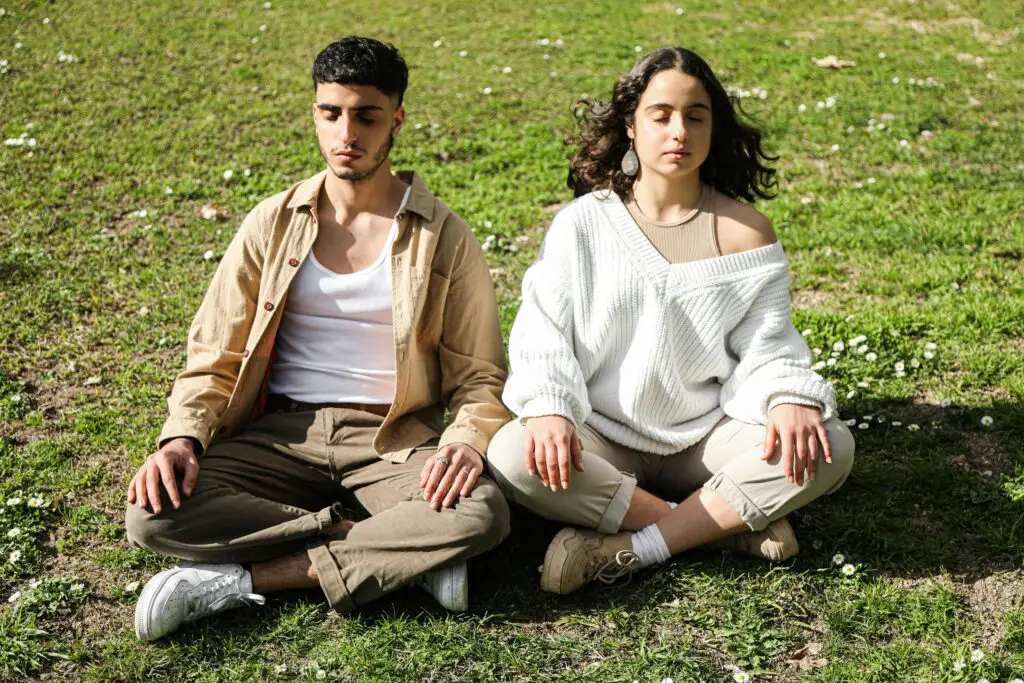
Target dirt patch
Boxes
[961,571,1024,650]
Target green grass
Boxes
[1,0,1022,680]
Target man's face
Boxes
[313,82,404,183]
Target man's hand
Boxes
[762,404,832,486]
[126,438,201,514]
[420,443,485,510]
[523,415,584,492]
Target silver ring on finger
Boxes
[435,453,450,466]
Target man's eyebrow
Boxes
[315,103,385,113]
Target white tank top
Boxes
[268,186,410,404]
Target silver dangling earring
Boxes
[620,142,639,177]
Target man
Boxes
[125,37,510,642]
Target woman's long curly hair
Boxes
[567,47,778,203]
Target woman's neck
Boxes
[631,171,702,222]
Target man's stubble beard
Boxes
[323,133,395,185]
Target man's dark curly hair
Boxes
[312,36,408,106]
[567,47,778,202]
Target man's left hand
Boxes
[420,443,485,510]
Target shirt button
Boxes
[288,258,299,267]
[264,302,274,311]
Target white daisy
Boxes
[316,671,327,680]
[867,177,876,184]
[459,50,467,57]
[502,66,511,74]
[841,563,856,576]
[274,664,287,674]
[858,423,869,430]
[27,497,44,508]
[894,361,905,372]
[6,497,21,506]
[8,549,21,563]
[925,342,937,350]
[7,527,21,538]
[733,670,750,682]
[865,352,878,362]
[812,361,826,371]
[481,87,492,95]
[833,341,845,352]
[891,421,902,427]
[908,424,920,431]
[910,358,920,368]
[826,358,837,366]
[846,390,856,399]
[126,580,141,592]
[844,419,856,426]
[923,351,934,359]
[952,660,965,672]
[878,52,886,58]
[203,250,214,261]
[832,553,845,565]
[980,416,993,427]
[222,169,233,181]
[798,103,807,112]
[7,591,19,603]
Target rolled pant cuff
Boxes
[596,473,637,534]
[306,503,354,612]
[704,471,769,531]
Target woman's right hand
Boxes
[524,416,584,492]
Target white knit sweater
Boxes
[503,191,837,455]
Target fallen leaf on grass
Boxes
[814,55,856,69]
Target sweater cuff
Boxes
[517,394,581,428]
[768,393,824,415]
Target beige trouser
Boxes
[125,406,510,612]
[486,415,855,534]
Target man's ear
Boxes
[391,105,406,139]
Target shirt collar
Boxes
[286,169,436,222]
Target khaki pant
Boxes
[486,416,854,534]
[125,406,510,612]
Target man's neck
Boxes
[321,162,406,225]
[631,170,701,222]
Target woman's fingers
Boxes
[806,432,819,482]
[762,422,779,461]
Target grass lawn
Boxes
[1,0,1022,680]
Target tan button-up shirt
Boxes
[159,170,509,462]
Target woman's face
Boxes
[627,69,713,181]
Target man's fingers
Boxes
[570,432,584,473]
[423,460,446,500]
[762,423,779,461]
[818,424,833,464]
[442,469,469,508]
[420,457,434,489]
[158,460,181,509]
[432,467,458,510]
[145,464,161,514]
[557,441,571,490]
[460,467,481,498]
[126,473,137,503]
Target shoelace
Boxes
[186,576,265,618]
[595,550,639,585]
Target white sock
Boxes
[631,523,671,568]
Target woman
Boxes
[487,47,855,595]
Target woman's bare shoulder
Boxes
[714,193,778,256]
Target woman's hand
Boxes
[762,404,832,486]
[524,416,584,492]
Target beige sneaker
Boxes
[713,517,799,562]
[540,527,639,594]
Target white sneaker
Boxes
[135,563,266,642]
[415,562,468,611]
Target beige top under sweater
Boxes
[625,184,721,263]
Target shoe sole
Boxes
[440,562,469,612]
[134,569,177,642]
[539,528,578,595]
